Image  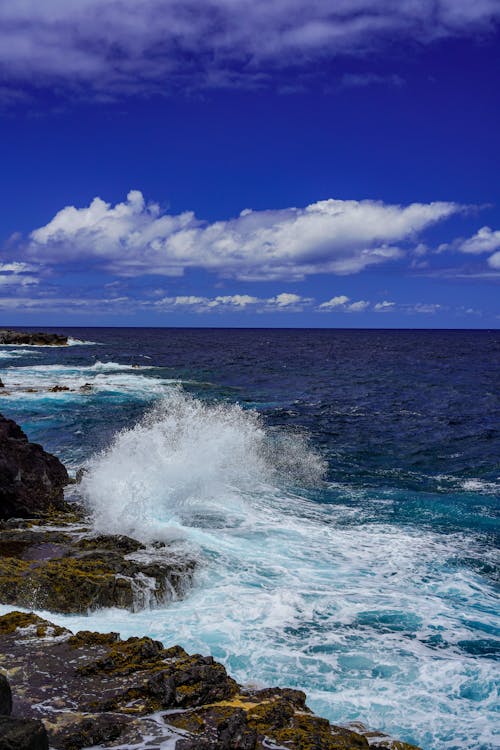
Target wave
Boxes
[0,362,173,401]
[89,360,157,371]
[67,337,99,346]
[81,390,326,538]
[0,349,36,359]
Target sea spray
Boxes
[81,388,326,539]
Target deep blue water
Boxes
[0,328,498,749]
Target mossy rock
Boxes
[0,520,195,613]
[0,610,68,638]
[0,557,134,613]
[169,693,371,750]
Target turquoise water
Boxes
[0,328,498,749]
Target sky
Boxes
[0,0,499,328]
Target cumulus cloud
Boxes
[438,226,500,273]
[318,295,350,309]
[374,300,395,311]
[487,251,500,269]
[0,260,39,287]
[0,1,499,98]
[317,295,370,312]
[27,190,461,281]
[451,226,500,255]
[154,292,311,313]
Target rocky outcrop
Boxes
[0,514,196,613]
[0,330,67,346]
[0,673,49,750]
[0,673,11,716]
[0,415,69,520]
[0,611,422,750]
[0,716,49,750]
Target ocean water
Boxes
[0,328,498,750]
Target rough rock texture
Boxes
[0,673,12,716]
[0,330,67,346]
[0,513,196,613]
[0,716,49,750]
[0,415,69,520]
[0,611,422,750]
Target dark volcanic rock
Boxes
[0,611,422,750]
[0,518,196,613]
[0,716,49,750]
[0,673,12,716]
[0,415,69,520]
[0,330,67,346]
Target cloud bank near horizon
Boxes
[27,190,461,281]
[1,0,499,99]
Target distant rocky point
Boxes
[0,329,68,346]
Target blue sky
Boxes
[0,1,499,327]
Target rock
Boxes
[0,521,196,613]
[0,612,423,750]
[79,384,92,393]
[0,716,49,750]
[0,673,12,715]
[0,379,4,388]
[48,385,70,392]
[0,414,69,520]
[0,330,67,346]
[75,467,87,483]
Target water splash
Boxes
[81,389,326,539]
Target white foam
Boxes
[0,348,37,359]
[67,337,99,346]
[460,478,500,494]
[0,361,176,399]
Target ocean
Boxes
[0,327,498,749]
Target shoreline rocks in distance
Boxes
[0,329,68,346]
[0,611,422,750]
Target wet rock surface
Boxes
[0,330,67,346]
[0,612,422,750]
[0,674,11,717]
[0,716,49,750]
[0,415,69,520]
[0,510,196,613]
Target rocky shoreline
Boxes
[0,330,68,346]
[0,413,422,750]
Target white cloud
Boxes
[317,295,370,312]
[0,261,37,273]
[27,190,461,281]
[0,274,38,287]
[452,226,500,255]
[269,292,305,307]
[487,251,500,269]
[374,300,395,312]
[319,295,350,309]
[0,1,498,97]
[154,292,310,313]
[407,303,442,314]
[346,299,369,312]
